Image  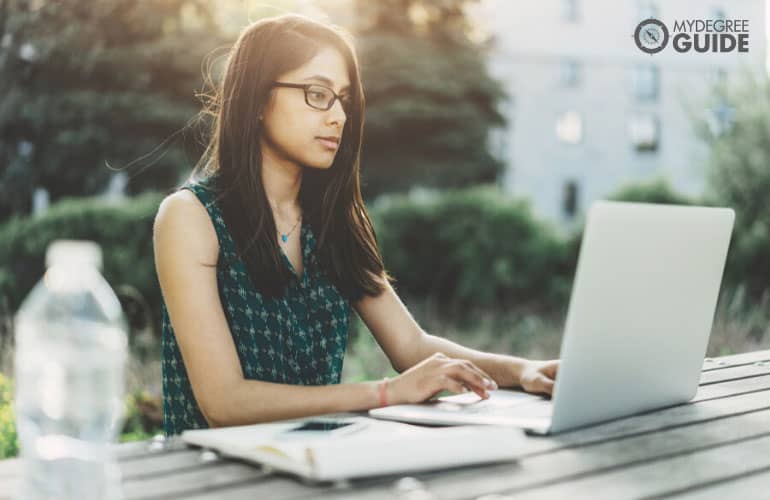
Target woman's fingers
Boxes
[547,361,560,379]
[445,362,490,398]
[441,375,469,395]
[535,374,555,395]
[424,353,498,399]
[538,360,559,379]
[460,360,497,389]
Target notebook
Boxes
[181,415,528,481]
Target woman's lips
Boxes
[317,137,339,150]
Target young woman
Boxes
[153,13,559,436]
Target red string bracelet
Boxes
[378,377,389,407]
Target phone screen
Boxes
[286,420,355,432]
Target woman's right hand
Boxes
[385,352,498,405]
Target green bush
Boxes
[120,389,163,442]
[0,192,165,339]
[369,185,574,310]
[696,71,770,300]
[0,374,164,457]
[608,177,697,205]
[0,179,698,324]
[0,373,18,459]
[1,185,577,330]
[3,176,762,331]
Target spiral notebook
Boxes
[181,415,527,482]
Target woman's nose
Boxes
[327,98,347,124]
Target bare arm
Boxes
[354,279,550,391]
[411,335,527,389]
[153,191,381,427]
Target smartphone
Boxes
[278,419,366,439]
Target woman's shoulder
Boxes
[153,187,219,265]
[158,188,209,222]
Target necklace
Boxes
[268,198,302,244]
[276,213,301,244]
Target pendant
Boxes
[281,234,288,243]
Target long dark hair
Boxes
[188,13,392,302]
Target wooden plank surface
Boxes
[309,380,770,499]
[0,349,768,500]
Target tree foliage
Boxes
[351,0,508,197]
[0,0,227,220]
[695,70,770,299]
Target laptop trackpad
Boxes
[434,389,553,418]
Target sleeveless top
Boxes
[160,175,352,436]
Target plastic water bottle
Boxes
[13,240,128,499]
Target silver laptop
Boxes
[369,200,735,435]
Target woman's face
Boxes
[261,45,350,170]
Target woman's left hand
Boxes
[518,359,560,396]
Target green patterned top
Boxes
[160,175,351,436]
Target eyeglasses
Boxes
[271,82,351,114]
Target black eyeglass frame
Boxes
[271,81,352,113]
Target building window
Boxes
[556,111,583,144]
[563,0,579,22]
[560,59,581,87]
[563,179,579,219]
[628,114,660,152]
[632,65,659,101]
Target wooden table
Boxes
[2,349,769,499]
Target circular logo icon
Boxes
[634,18,669,54]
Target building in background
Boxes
[477,0,768,225]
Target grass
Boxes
[709,285,770,356]
[340,286,770,381]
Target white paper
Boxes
[182,416,528,481]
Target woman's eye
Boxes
[309,92,325,99]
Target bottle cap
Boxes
[45,240,103,271]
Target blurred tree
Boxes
[694,70,770,300]
[350,0,508,198]
[0,0,227,220]
[0,0,508,217]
